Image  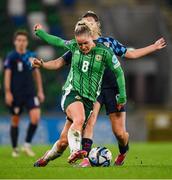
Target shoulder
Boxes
[98,36,118,43]
[97,37,118,50]
[4,50,17,68]
[64,39,78,52]
[4,51,17,64]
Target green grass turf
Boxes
[0,143,172,179]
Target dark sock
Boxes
[25,123,38,143]
[118,142,129,154]
[10,126,18,148]
[82,138,93,155]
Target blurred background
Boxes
[0,0,172,145]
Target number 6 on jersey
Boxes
[82,61,89,72]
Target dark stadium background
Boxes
[0,0,172,145]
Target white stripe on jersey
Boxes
[61,84,73,111]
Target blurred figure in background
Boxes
[4,30,45,157]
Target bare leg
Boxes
[109,112,129,147]
[109,112,129,165]
[81,102,101,155]
[83,101,101,139]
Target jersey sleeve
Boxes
[4,54,12,70]
[105,53,127,103]
[98,37,127,58]
[35,29,74,51]
[62,51,72,65]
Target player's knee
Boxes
[11,121,19,127]
[11,116,20,126]
[115,131,125,141]
[30,109,40,124]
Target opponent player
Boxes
[33,12,166,167]
[4,30,45,157]
[33,20,127,164]
[79,11,166,167]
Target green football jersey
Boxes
[36,29,126,103]
[62,42,123,102]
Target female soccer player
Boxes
[80,11,166,167]
[33,12,166,167]
[34,20,127,164]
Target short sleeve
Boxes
[4,55,12,70]
[62,51,72,65]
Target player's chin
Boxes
[83,50,90,54]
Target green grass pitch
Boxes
[0,142,172,179]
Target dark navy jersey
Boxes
[62,37,127,89]
[4,50,37,97]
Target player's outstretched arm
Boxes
[125,37,166,59]
[34,24,71,50]
[32,57,66,70]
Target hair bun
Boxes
[77,20,87,26]
[77,22,85,26]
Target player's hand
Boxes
[34,24,43,31]
[116,94,126,111]
[37,91,45,103]
[31,58,44,68]
[154,37,166,50]
[5,91,13,106]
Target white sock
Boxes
[44,141,63,160]
[68,128,81,154]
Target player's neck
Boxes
[16,48,26,54]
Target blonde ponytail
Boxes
[74,20,93,36]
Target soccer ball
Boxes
[88,147,112,167]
